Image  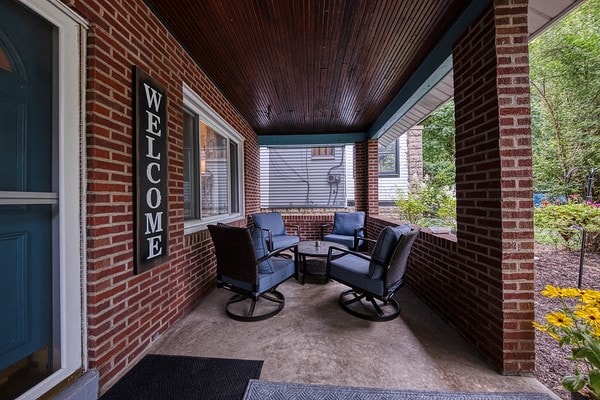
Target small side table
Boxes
[297,240,348,284]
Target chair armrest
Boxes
[325,245,387,279]
[326,246,373,263]
[256,243,299,280]
[321,222,332,239]
[263,243,298,260]
[261,228,274,251]
[285,223,301,240]
[352,226,366,250]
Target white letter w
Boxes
[144,83,162,112]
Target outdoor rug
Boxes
[100,354,263,400]
[242,380,555,400]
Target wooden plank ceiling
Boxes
[145,0,470,136]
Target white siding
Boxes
[260,147,269,207]
[260,146,347,208]
[260,138,410,207]
[346,145,355,202]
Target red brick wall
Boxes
[367,140,380,215]
[353,142,368,212]
[281,214,333,240]
[66,0,260,391]
[408,1,534,374]
[494,0,535,373]
[353,140,378,216]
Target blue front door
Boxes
[0,0,56,390]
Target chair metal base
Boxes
[338,289,401,322]
[225,289,285,322]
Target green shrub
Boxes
[534,202,600,251]
[395,178,456,230]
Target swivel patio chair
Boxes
[208,223,298,321]
[321,211,366,251]
[252,212,301,252]
[326,224,420,321]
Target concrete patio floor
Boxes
[150,277,558,398]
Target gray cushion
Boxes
[329,254,384,296]
[331,212,365,236]
[250,227,274,274]
[271,234,300,250]
[220,256,295,294]
[252,212,286,236]
[323,233,355,249]
[368,224,412,278]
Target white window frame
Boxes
[378,138,400,177]
[13,1,88,399]
[183,83,244,235]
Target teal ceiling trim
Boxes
[258,132,368,146]
[368,0,492,140]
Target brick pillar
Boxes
[353,140,378,215]
[367,140,379,215]
[353,142,367,212]
[453,0,534,373]
[407,125,423,184]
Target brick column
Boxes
[453,0,534,373]
[407,125,423,184]
[353,140,379,215]
[366,140,379,215]
[353,142,367,212]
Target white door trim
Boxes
[12,1,88,398]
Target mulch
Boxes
[534,244,600,400]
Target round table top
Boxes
[297,240,348,257]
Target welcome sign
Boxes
[134,67,169,273]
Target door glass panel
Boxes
[0,46,13,72]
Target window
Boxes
[183,84,243,233]
[261,146,347,208]
[378,138,399,176]
[311,147,334,158]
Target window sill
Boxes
[184,214,245,235]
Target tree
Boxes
[421,100,455,188]
[530,0,600,197]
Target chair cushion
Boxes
[323,233,355,249]
[331,211,365,236]
[271,234,300,250]
[257,257,295,292]
[250,227,274,274]
[368,224,412,279]
[329,254,384,296]
[219,256,295,294]
[252,212,286,236]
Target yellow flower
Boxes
[541,285,562,298]
[560,288,581,298]
[533,321,561,341]
[532,321,547,332]
[581,290,600,307]
[546,311,574,328]
[574,306,600,325]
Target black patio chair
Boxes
[252,212,301,252]
[208,223,298,321]
[321,211,366,251]
[326,225,420,321]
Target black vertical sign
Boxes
[134,67,169,274]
